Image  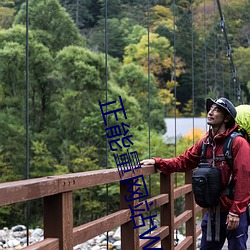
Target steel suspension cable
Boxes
[191,0,195,144]
[213,0,217,94]
[172,0,179,245]
[147,0,152,231]
[173,0,177,159]
[216,0,242,104]
[218,34,225,96]
[203,0,207,97]
[104,0,109,247]
[25,0,30,245]
[147,0,151,165]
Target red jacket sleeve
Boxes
[153,140,203,174]
[229,136,250,215]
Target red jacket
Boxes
[154,124,250,216]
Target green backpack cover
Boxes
[235,105,250,140]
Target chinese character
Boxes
[98,96,127,126]
[120,175,149,201]
[113,150,141,178]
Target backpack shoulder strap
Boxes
[223,132,242,169]
[200,141,208,162]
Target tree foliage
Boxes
[14,0,84,52]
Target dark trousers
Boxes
[200,210,249,250]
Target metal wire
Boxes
[191,0,195,144]
[204,0,207,97]
[173,0,179,245]
[213,0,217,95]
[104,0,109,247]
[215,0,242,104]
[147,0,151,165]
[25,0,30,245]
[147,0,152,232]
[173,0,177,158]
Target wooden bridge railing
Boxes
[0,165,203,250]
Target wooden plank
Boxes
[161,173,174,250]
[44,192,73,250]
[174,210,192,229]
[57,165,156,192]
[0,165,156,206]
[174,184,192,199]
[72,194,168,245]
[22,238,59,250]
[196,226,202,237]
[73,209,131,245]
[0,177,59,206]
[195,204,203,213]
[139,194,169,210]
[120,179,139,250]
[139,226,169,249]
[185,171,196,250]
[174,236,193,250]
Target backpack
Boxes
[192,162,221,208]
[192,131,241,208]
[235,105,250,142]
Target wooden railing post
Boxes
[120,179,139,250]
[160,173,174,250]
[44,192,73,250]
[185,171,196,250]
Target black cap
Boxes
[206,97,237,119]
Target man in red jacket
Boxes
[141,97,250,250]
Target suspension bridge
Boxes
[0,0,249,249]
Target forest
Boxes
[0,0,249,227]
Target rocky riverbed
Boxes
[0,225,192,249]
[0,225,122,249]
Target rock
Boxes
[7,239,20,247]
[30,228,43,238]
[0,225,128,250]
[11,226,26,232]
[108,237,116,243]
[73,243,87,249]
[95,234,106,243]
[0,230,7,238]
[107,231,114,237]
[87,238,94,246]
[15,245,23,249]
[12,231,25,238]
[20,237,27,245]
[113,240,121,249]
[100,240,107,246]
[113,227,120,240]
[92,245,101,250]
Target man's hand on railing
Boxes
[140,159,155,166]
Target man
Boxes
[141,97,250,250]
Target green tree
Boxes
[116,63,166,132]
[14,0,84,52]
[234,46,250,102]
[30,141,57,177]
[124,32,185,88]
[0,6,15,29]
[61,0,101,29]
[0,24,56,132]
[86,17,139,60]
[149,5,174,33]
